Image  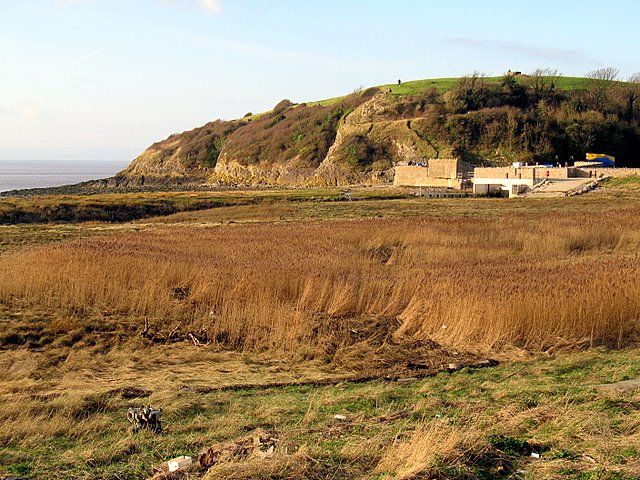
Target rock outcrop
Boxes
[113,89,443,187]
[112,77,640,187]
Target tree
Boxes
[586,67,620,112]
[500,74,528,108]
[618,73,640,122]
[446,72,488,113]
[526,68,562,99]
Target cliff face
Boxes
[114,90,453,187]
[113,77,640,187]
[113,120,241,187]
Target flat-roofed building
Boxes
[393,158,473,189]
[472,164,583,197]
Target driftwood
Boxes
[140,318,210,346]
[199,428,278,469]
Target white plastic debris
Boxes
[530,452,540,459]
[168,455,193,473]
[256,444,276,460]
[333,414,347,421]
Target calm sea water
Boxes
[0,160,129,192]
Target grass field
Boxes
[0,188,409,225]
[2,342,640,480]
[1,181,640,479]
[310,76,594,106]
[381,76,593,96]
[2,208,639,352]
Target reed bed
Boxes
[1,209,639,353]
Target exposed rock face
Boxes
[113,90,437,187]
[112,78,640,187]
[112,120,241,187]
[313,93,433,185]
[208,159,317,186]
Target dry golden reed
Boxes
[376,423,484,479]
[1,209,639,353]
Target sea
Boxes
[0,160,129,193]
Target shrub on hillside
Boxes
[445,73,491,113]
[333,131,396,172]
[165,120,240,169]
[221,90,378,168]
[139,72,640,174]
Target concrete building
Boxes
[472,164,588,198]
[393,158,473,189]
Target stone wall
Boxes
[576,167,640,178]
[393,166,464,188]
[428,158,459,179]
[474,166,573,180]
[394,165,430,186]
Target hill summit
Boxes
[113,73,640,187]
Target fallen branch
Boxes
[497,365,527,382]
[140,319,209,346]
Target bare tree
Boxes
[527,68,562,98]
[586,67,620,112]
[587,67,620,82]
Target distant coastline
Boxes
[0,160,129,193]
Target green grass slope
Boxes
[312,76,595,106]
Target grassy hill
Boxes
[113,73,640,188]
[306,76,594,106]
[383,75,592,94]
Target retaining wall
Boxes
[576,167,640,178]
[393,165,464,188]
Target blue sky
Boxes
[1,0,639,161]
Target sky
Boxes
[1,0,639,162]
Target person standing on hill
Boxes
[398,79,402,86]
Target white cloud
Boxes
[0,102,43,120]
[53,0,223,15]
[18,103,42,119]
[70,43,117,65]
[448,37,596,65]
[199,0,221,14]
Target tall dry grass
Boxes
[375,423,485,479]
[1,209,639,353]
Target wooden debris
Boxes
[140,318,209,346]
[199,428,279,469]
[127,406,163,434]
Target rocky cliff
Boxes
[113,76,640,187]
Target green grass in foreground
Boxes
[1,186,640,478]
[2,348,640,479]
